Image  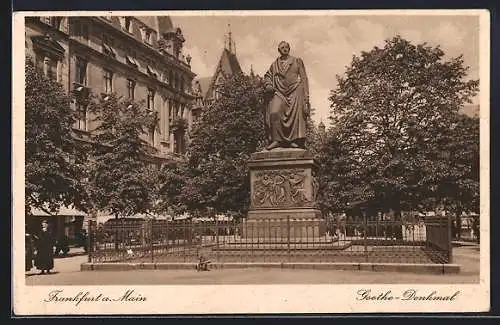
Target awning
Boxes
[194,215,233,222]
[96,213,173,223]
[126,55,138,66]
[102,44,116,57]
[147,65,158,78]
[30,206,86,217]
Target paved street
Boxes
[24,245,480,285]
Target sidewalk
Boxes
[452,240,479,247]
[25,246,480,285]
[25,247,88,275]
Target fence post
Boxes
[363,212,368,262]
[87,220,92,263]
[183,220,186,262]
[287,216,291,261]
[215,215,219,262]
[150,220,154,263]
[447,214,453,264]
[166,219,169,253]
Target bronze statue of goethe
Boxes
[263,41,310,150]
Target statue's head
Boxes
[278,41,290,56]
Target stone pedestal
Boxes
[243,148,325,240]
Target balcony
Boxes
[72,82,91,100]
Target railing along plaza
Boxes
[87,216,452,265]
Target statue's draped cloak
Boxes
[264,56,309,143]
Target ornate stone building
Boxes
[25,15,197,158]
[191,28,243,124]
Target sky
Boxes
[171,13,480,125]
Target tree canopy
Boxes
[25,57,88,216]
[86,93,159,218]
[322,36,479,216]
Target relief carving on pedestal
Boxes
[252,169,315,208]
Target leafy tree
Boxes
[159,74,267,217]
[25,57,88,216]
[326,36,479,222]
[420,113,480,238]
[157,160,190,216]
[86,93,159,221]
[306,118,326,157]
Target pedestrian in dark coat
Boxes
[25,227,35,272]
[34,220,55,274]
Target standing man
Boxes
[264,41,310,150]
[25,225,35,272]
[34,219,55,275]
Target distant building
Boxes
[191,26,243,124]
[25,15,198,157]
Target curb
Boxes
[80,262,460,274]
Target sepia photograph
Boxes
[12,10,490,314]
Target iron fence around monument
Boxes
[87,215,452,265]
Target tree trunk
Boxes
[455,208,462,241]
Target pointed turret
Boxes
[318,120,326,133]
[203,26,243,101]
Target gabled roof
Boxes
[220,48,242,76]
[204,48,243,100]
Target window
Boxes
[103,69,113,93]
[168,100,173,124]
[140,27,152,44]
[42,57,57,80]
[76,102,87,131]
[75,57,87,85]
[120,17,133,33]
[127,79,136,100]
[45,58,54,79]
[82,24,89,41]
[174,101,179,117]
[102,34,110,45]
[101,34,116,58]
[49,17,63,29]
[174,132,185,154]
[73,21,89,42]
[147,89,155,110]
[147,89,156,146]
[126,18,132,33]
[172,74,177,89]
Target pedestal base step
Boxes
[225,237,337,244]
[213,239,352,251]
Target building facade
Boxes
[25,15,198,157]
